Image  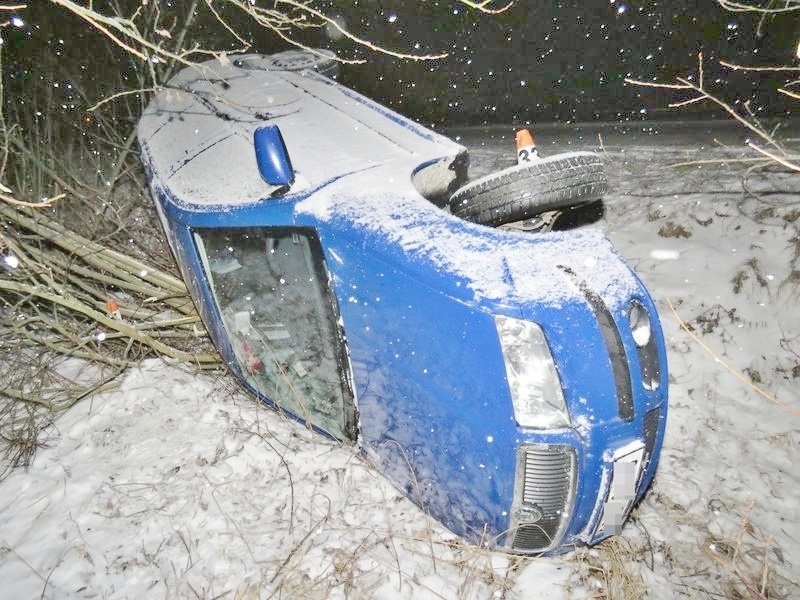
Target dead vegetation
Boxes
[564,498,795,600]
[0,200,221,477]
[0,26,222,475]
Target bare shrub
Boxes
[627,1,800,173]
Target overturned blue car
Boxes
[137,50,668,554]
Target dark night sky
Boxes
[4,1,797,127]
[325,1,796,125]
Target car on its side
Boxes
[137,50,668,554]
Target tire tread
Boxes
[449,152,608,227]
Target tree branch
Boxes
[716,0,800,14]
[626,52,797,168]
[456,0,515,14]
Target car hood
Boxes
[295,164,640,312]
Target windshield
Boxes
[195,226,356,440]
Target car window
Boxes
[194,227,356,440]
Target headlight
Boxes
[495,316,570,429]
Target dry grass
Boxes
[565,505,794,600]
[702,503,788,599]
[565,526,654,600]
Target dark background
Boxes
[4,1,797,128]
[324,0,796,125]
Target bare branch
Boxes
[626,53,794,163]
[720,59,800,73]
[203,0,249,49]
[778,87,800,100]
[50,0,202,66]
[0,191,65,208]
[716,0,800,14]
[746,141,800,171]
[50,0,150,63]
[623,77,693,91]
[220,0,448,61]
[456,0,515,14]
[86,87,161,112]
[48,0,508,69]
[675,75,782,152]
[0,278,218,364]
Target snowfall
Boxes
[1,121,798,599]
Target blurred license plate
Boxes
[601,443,645,535]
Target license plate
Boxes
[600,443,645,535]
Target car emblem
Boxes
[515,505,544,523]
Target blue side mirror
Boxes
[253,124,294,188]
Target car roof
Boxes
[138,54,466,208]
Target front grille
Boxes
[509,445,577,553]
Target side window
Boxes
[195,227,356,441]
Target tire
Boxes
[448,152,608,227]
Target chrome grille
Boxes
[509,445,576,553]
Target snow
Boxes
[138,57,464,209]
[1,121,799,598]
[297,174,641,309]
[143,57,640,316]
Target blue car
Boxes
[137,50,668,554]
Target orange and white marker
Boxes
[515,127,539,164]
[105,298,122,321]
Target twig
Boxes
[381,439,438,573]
[52,0,507,67]
[236,422,296,531]
[86,87,161,112]
[456,0,515,14]
[51,0,200,67]
[719,59,800,73]
[667,298,800,418]
[0,279,218,364]
[778,87,800,101]
[625,53,787,156]
[0,191,65,208]
[0,205,191,305]
[268,498,331,586]
[716,0,800,14]
[745,141,800,172]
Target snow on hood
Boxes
[296,166,640,309]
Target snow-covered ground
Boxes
[1,121,798,598]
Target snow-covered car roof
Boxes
[138,54,465,208]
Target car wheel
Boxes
[448,152,608,227]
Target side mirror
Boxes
[253,124,294,189]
